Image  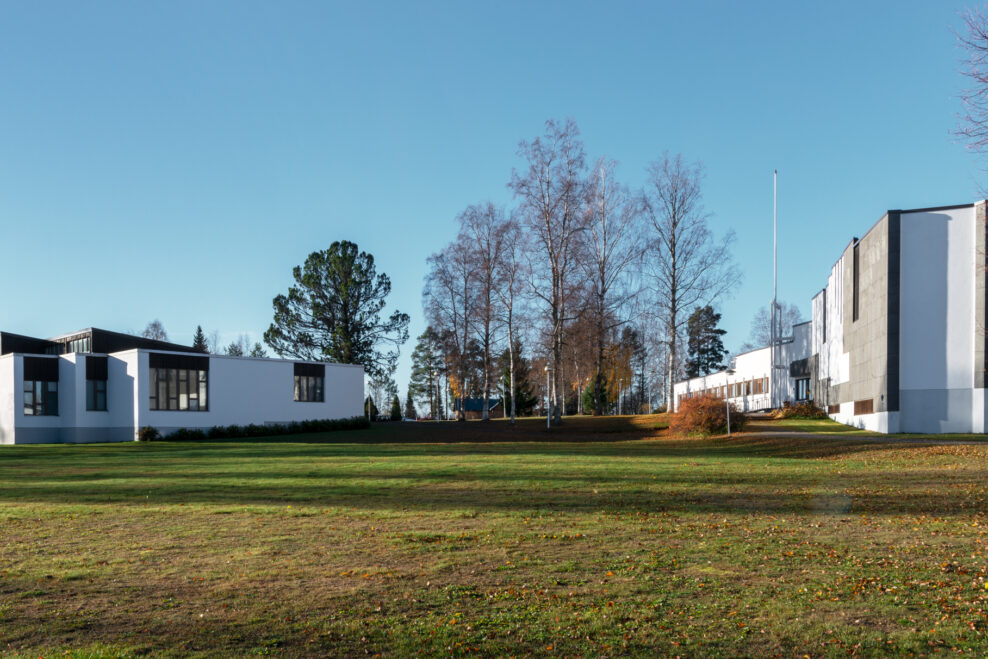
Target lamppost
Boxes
[544,363,551,429]
[725,367,735,437]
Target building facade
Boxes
[0,328,364,444]
[675,201,988,434]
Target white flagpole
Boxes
[771,170,778,409]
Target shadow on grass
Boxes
[1,435,981,516]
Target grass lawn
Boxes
[2,418,988,656]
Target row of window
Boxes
[23,359,327,416]
[678,377,770,405]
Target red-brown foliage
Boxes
[771,400,827,419]
[671,394,747,437]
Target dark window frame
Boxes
[24,379,58,416]
[149,367,209,411]
[86,378,107,411]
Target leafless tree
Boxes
[643,153,741,409]
[493,216,527,423]
[459,203,508,421]
[424,240,477,421]
[957,8,988,163]
[582,157,644,415]
[141,319,168,341]
[739,301,804,352]
[509,118,587,425]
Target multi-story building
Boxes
[674,201,988,434]
[0,327,364,444]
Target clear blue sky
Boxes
[1,1,982,393]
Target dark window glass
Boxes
[149,367,208,411]
[24,379,58,416]
[86,379,107,411]
[293,374,325,402]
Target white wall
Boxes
[673,347,773,412]
[1,349,364,444]
[899,206,977,433]
[137,351,365,433]
[0,355,13,444]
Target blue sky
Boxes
[1,1,983,393]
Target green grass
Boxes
[750,418,880,435]
[2,419,988,656]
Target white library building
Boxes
[0,328,364,444]
[674,201,988,434]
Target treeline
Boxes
[410,119,739,423]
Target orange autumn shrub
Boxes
[671,393,747,437]
[771,400,827,419]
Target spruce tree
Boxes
[390,394,402,421]
[685,306,728,378]
[192,325,209,353]
[403,388,417,420]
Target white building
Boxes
[675,201,988,434]
[0,328,364,444]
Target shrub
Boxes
[137,426,161,442]
[670,394,746,437]
[772,400,827,420]
[166,416,371,441]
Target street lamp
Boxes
[725,367,736,437]
[544,363,551,429]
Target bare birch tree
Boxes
[958,8,988,160]
[459,203,507,421]
[509,118,587,425]
[493,216,526,423]
[643,153,740,409]
[582,157,643,415]
[424,241,477,421]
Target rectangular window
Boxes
[86,379,107,411]
[149,367,209,411]
[795,378,810,401]
[294,363,325,402]
[853,398,873,415]
[24,380,58,416]
[23,357,59,416]
[86,356,108,411]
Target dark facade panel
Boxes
[23,356,59,381]
[294,362,326,378]
[149,352,209,371]
[86,356,108,380]
[789,357,811,379]
[0,332,56,356]
[886,212,901,413]
[87,328,197,354]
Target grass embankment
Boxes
[2,418,988,656]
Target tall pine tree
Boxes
[685,306,728,378]
[192,326,209,353]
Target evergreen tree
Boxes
[192,325,209,353]
[390,394,401,421]
[404,388,417,420]
[249,342,267,358]
[409,327,446,419]
[225,341,244,357]
[685,306,728,378]
[364,395,378,419]
[264,240,410,379]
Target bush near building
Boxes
[771,400,827,420]
[670,393,746,436]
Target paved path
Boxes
[744,423,988,446]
